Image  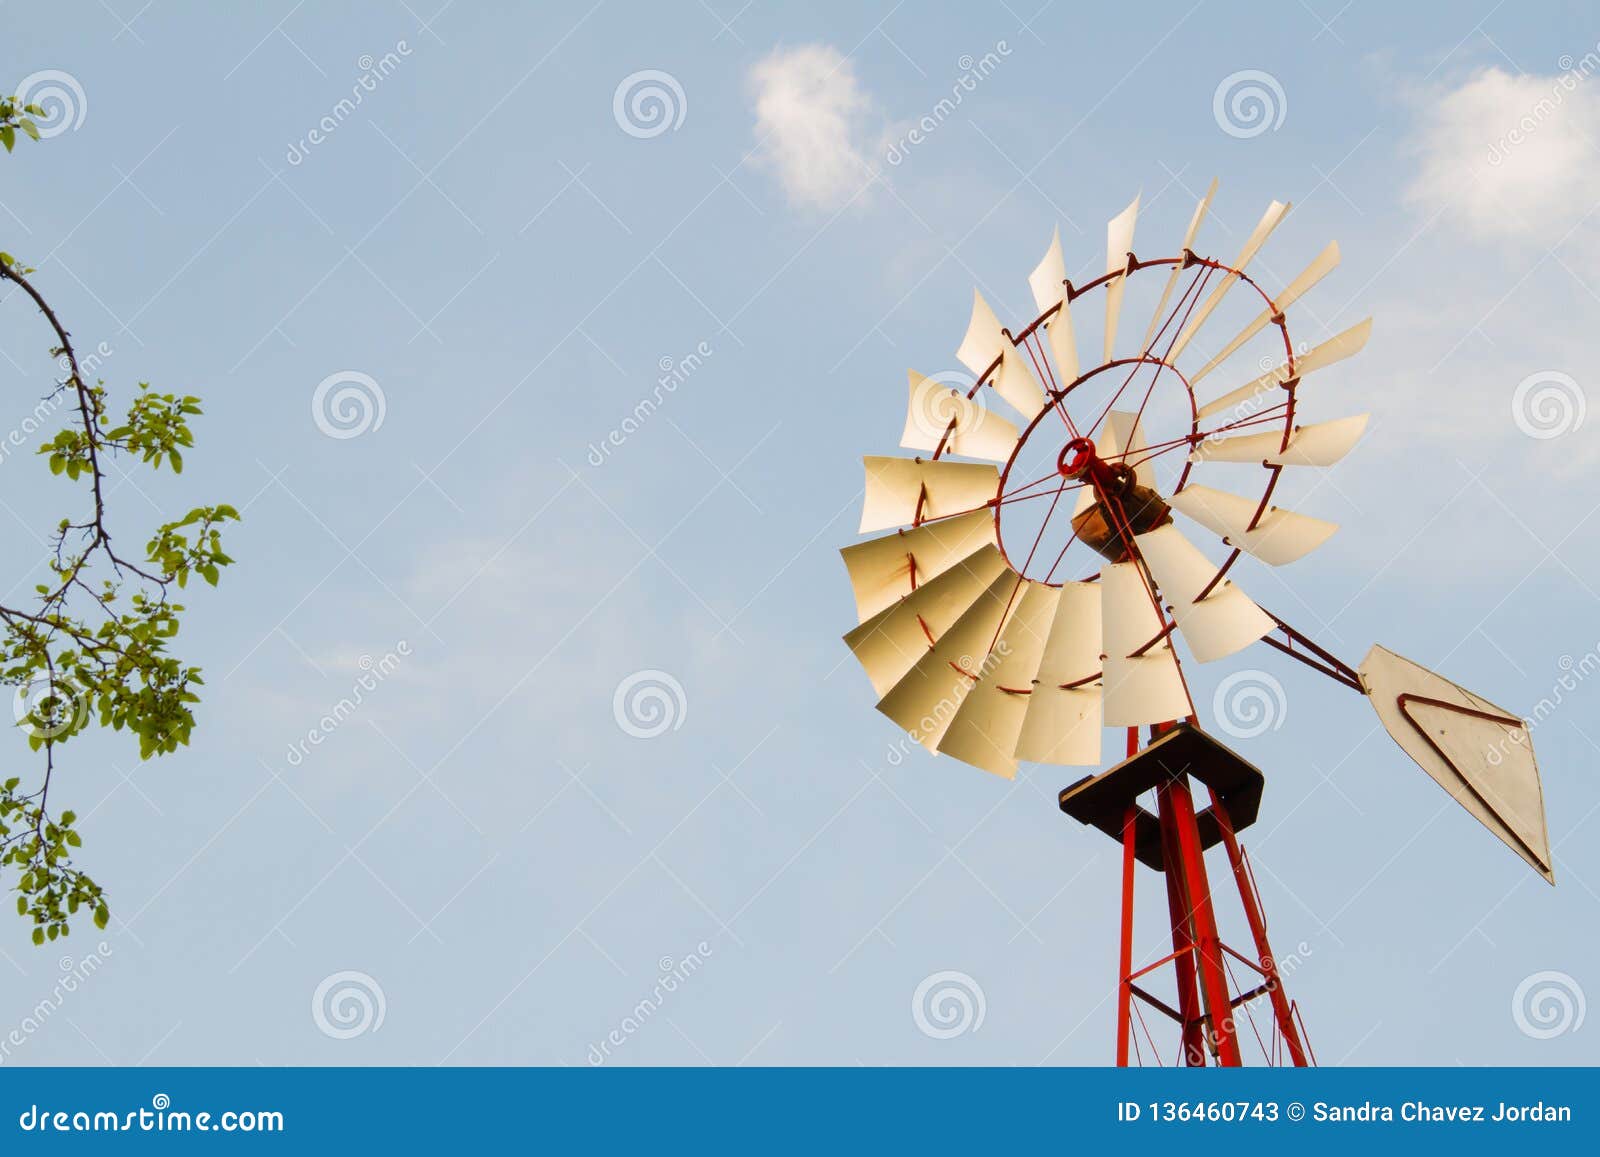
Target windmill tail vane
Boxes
[837,180,1554,1067]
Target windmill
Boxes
[838,183,1552,1067]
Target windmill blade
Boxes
[1134,523,1273,662]
[1190,241,1341,385]
[1028,228,1080,386]
[859,456,999,533]
[1360,645,1552,883]
[843,545,1009,697]
[840,508,997,623]
[1167,200,1291,364]
[1190,414,1368,467]
[955,290,1046,418]
[1016,580,1103,765]
[1074,410,1151,517]
[900,370,1021,462]
[1101,560,1192,727]
[1140,177,1218,355]
[1198,319,1372,421]
[1168,484,1337,566]
[1103,194,1139,362]
[937,579,1060,777]
[876,570,1019,751]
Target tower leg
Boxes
[1116,803,1136,1067]
[1207,785,1310,1067]
[1164,776,1242,1067]
[1156,786,1206,1065]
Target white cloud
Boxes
[748,44,879,212]
[1406,67,1600,245]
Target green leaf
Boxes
[93,904,109,930]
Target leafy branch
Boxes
[1,89,238,945]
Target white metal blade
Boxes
[1168,484,1337,566]
[1190,414,1368,467]
[876,570,1019,752]
[1103,194,1139,362]
[1028,227,1067,314]
[1028,228,1080,387]
[900,369,1020,462]
[1167,200,1291,363]
[859,456,999,533]
[1197,318,1372,421]
[1016,580,1103,765]
[840,508,997,623]
[843,544,1009,697]
[1133,523,1273,662]
[1360,644,1552,883]
[1101,560,1192,727]
[937,579,1060,777]
[956,290,1046,418]
[1140,177,1218,355]
[1190,241,1341,385]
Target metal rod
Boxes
[1207,785,1310,1066]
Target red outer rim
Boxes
[952,252,1298,589]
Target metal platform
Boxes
[1057,724,1264,871]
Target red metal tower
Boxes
[1061,723,1313,1066]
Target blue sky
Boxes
[1,0,1597,1066]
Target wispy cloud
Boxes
[1406,66,1600,246]
[747,44,879,212]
